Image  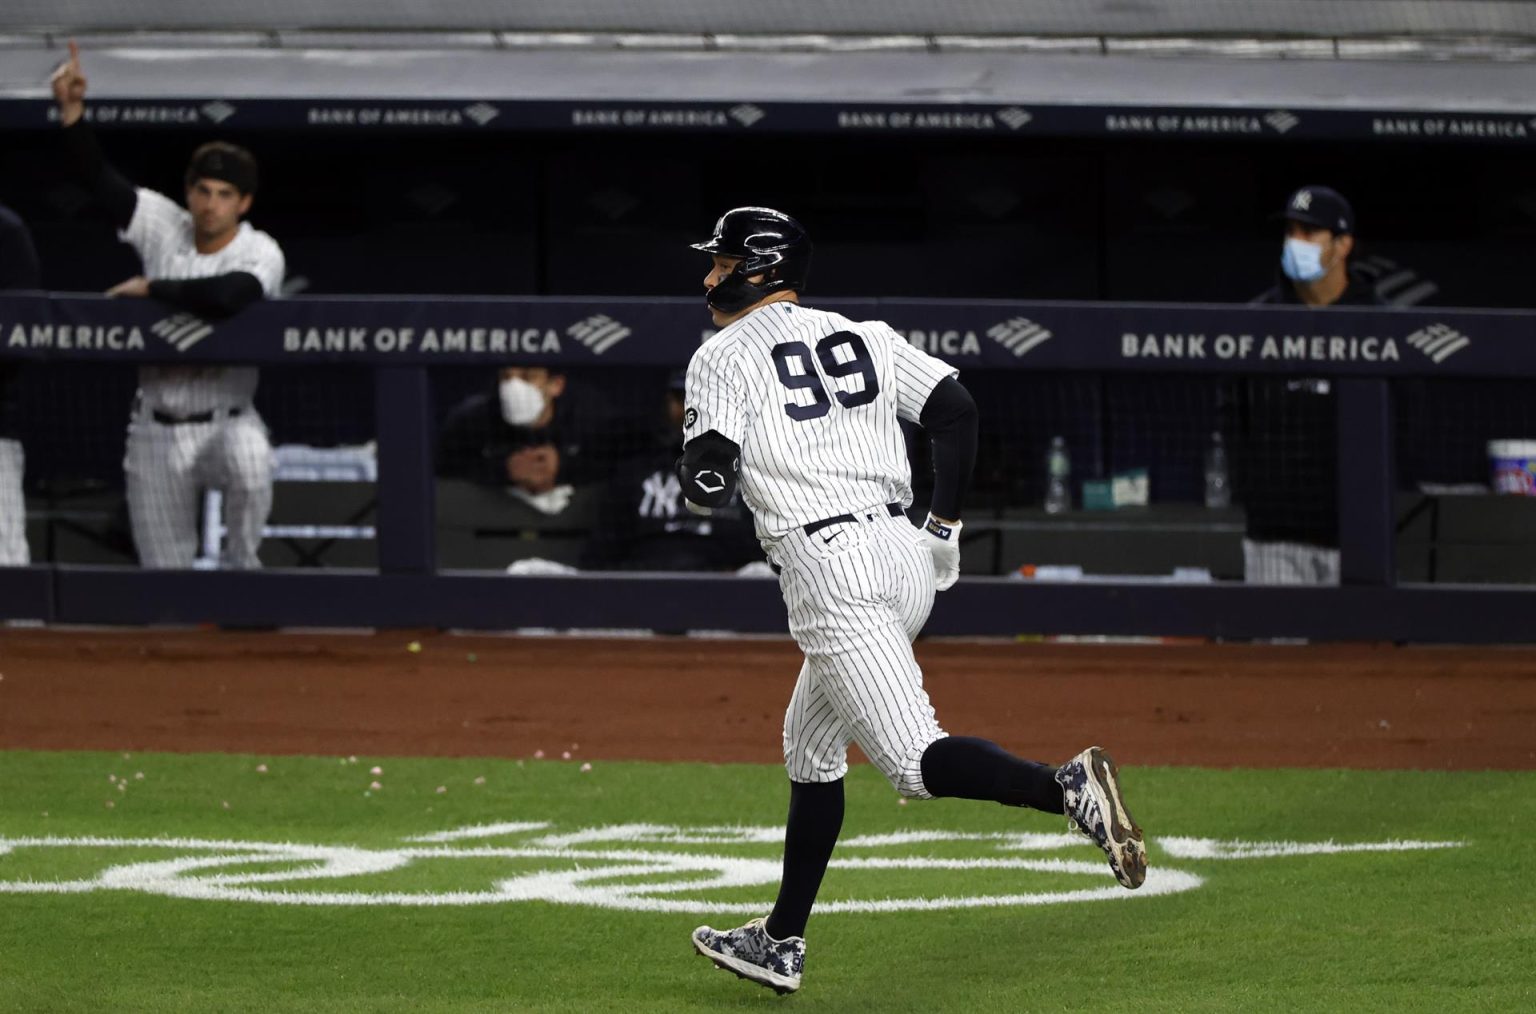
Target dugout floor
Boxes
[1,629,1532,771]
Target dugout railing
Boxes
[1,292,1534,642]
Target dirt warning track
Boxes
[1,629,1532,770]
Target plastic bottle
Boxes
[1203,430,1231,509]
[1044,436,1071,514]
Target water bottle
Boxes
[1044,436,1071,514]
[1203,430,1231,509]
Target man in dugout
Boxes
[52,40,285,570]
[1227,185,1386,584]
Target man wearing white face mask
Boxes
[1225,186,1386,585]
[438,366,623,506]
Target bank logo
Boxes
[1264,110,1299,134]
[0,821,1459,912]
[987,317,1053,357]
[566,314,632,355]
[729,104,766,127]
[997,107,1033,131]
[464,103,500,126]
[150,313,214,353]
[1405,322,1471,363]
[200,101,237,125]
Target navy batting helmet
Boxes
[691,206,811,315]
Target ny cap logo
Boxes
[1292,190,1313,211]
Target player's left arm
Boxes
[143,238,284,318]
[144,273,264,317]
[890,330,975,589]
[918,376,978,525]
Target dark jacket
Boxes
[1226,269,1386,545]
[580,431,760,572]
[436,383,623,489]
[0,203,39,442]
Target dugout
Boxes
[2,13,1535,636]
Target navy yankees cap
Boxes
[185,142,259,196]
[1277,185,1353,234]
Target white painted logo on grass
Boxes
[0,822,1459,913]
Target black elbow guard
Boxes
[676,430,740,509]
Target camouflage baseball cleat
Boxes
[1056,746,1147,889]
[691,917,805,994]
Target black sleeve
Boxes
[918,376,978,522]
[437,394,517,485]
[676,430,740,509]
[147,272,264,319]
[0,206,41,290]
[60,119,137,230]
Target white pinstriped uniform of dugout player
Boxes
[676,207,1148,995]
[52,41,284,569]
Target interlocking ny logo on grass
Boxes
[0,821,1458,913]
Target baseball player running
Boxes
[679,208,1146,994]
[53,41,284,569]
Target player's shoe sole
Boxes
[1060,746,1147,890]
[691,923,803,995]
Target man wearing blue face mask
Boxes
[1254,186,1379,308]
[1225,186,1386,585]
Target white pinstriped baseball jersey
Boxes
[682,301,956,540]
[121,187,285,416]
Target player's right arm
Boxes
[677,341,748,512]
[53,41,138,232]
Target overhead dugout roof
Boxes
[5,0,1536,36]
[2,6,1536,141]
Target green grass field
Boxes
[1,749,1532,1012]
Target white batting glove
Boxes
[920,514,962,591]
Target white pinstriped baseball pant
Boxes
[124,409,273,569]
[767,505,946,798]
[0,438,28,566]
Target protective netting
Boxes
[10,360,1536,585]
[8,362,378,570]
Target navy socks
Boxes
[765,778,844,941]
[919,735,1066,814]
